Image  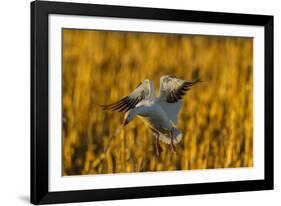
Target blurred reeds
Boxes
[62,29,253,175]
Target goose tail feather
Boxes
[157,127,182,145]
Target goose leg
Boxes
[170,130,176,153]
[154,132,162,158]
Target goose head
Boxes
[123,109,137,126]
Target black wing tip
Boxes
[184,79,205,84]
[194,79,207,84]
[100,104,125,112]
[100,96,139,113]
[135,81,142,89]
[99,101,124,112]
[99,104,112,111]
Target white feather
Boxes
[103,75,200,145]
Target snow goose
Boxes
[102,75,201,157]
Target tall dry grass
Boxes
[62,29,253,175]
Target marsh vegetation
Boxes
[63,29,253,175]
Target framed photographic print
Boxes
[31,0,274,204]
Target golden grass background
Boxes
[62,29,253,176]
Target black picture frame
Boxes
[31,0,274,204]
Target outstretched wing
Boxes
[158,75,200,124]
[101,80,152,112]
[159,75,200,103]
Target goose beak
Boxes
[123,118,129,127]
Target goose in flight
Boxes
[102,75,201,157]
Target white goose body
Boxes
[102,75,201,154]
[137,100,172,133]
